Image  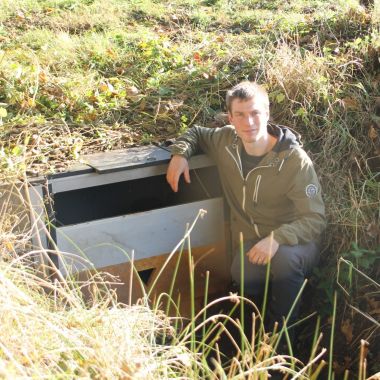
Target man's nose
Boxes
[247,115,255,125]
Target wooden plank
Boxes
[56,198,225,275]
[76,243,230,318]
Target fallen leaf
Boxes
[83,111,97,121]
[106,48,117,59]
[341,319,353,344]
[39,71,47,83]
[88,95,98,103]
[28,98,36,107]
[193,52,201,64]
[115,67,125,75]
[342,97,361,110]
[139,99,146,111]
[0,107,7,117]
[99,83,108,93]
[125,85,139,97]
[16,10,25,20]
[369,125,378,140]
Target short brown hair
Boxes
[226,81,269,113]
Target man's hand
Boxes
[246,235,279,265]
[166,155,191,192]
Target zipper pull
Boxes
[242,184,246,212]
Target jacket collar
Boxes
[226,124,296,172]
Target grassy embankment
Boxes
[0,0,379,378]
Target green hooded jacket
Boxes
[170,124,326,246]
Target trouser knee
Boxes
[271,241,320,280]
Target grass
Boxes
[0,0,379,377]
[0,182,378,379]
[0,262,311,378]
[0,259,190,378]
[0,187,329,378]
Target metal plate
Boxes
[55,197,224,275]
[49,154,214,194]
[82,145,171,174]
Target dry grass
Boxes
[0,185,331,379]
[0,259,192,378]
[0,187,196,379]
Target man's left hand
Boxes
[246,236,279,265]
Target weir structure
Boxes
[26,145,232,315]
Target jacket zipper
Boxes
[254,223,261,238]
[226,144,271,239]
[253,175,262,203]
[226,145,244,181]
[226,144,272,207]
[242,185,246,212]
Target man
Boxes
[166,81,326,332]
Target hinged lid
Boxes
[81,145,171,174]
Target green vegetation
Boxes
[0,0,379,378]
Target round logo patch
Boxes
[305,184,318,198]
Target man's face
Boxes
[228,96,269,144]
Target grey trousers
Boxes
[230,240,320,328]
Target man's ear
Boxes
[228,112,233,124]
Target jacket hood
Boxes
[228,123,302,155]
[269,124,302,153]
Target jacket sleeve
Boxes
[169,125,232,160]
[272,149,326,245]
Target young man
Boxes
[166,81,326,330]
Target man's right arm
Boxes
[166,155,191,192]
[165,125,222,192]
